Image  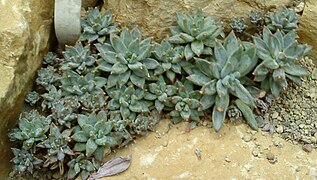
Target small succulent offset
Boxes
[249,10,264,27]
[169,10,224,60]
[265,6,299,32]
[169,80,203,123]
[72,111,118,161]
[61,42,96,75]
[37,124,74,174]
[253,27,311,97]
[79,90,107,112]
[41,85,62,110]
[144,76,177,112]
[96,27,160,89]
[60,70,106,98]
[187,32,258,131]
[80,8,118,43]
[130,110,161,135]
[25,91,40,106]
[9,110,51,150]
[153,40,184,82]
[43,52,59,67]
[67,154,96,180]
[36,66,60,89]
[106,85,150,119]
[231,17,248,34]
[50,98,78,128]
[11,148,42,173]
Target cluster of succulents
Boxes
[9,7,310,180]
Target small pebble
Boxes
[162,141,168,147]
[272,112,279,119]
[224,156,231,163]
[302,144,312,153]
[266,152,277,164]
[242,135,252,142]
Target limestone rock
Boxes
[298,1,317,63]
[0,0,54,176]
[103,0,289,40]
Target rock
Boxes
[242,134,252,142]
[103,0,289,40]
[276,125,284,134]
[272,112,279,119]
[302,144,312,153]
[312,68,317,80]
[298,0,317,63]
[0,0,54,176]
[266,152,277,164]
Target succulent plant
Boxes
[37,124,74,174]
[227,104,242,121]
[231,17,247,33]
[153,40,184,82]
[252,27,311,97]
[25,91,40,106]
[43,52,59,67]
[130,110,161,135]
[107,85,151,119]
[249,10,264,27]
[168,10,224,60]
[60,70,106,98]
[80,8,118,43]
[169,80,203,123]
[9,110,51,150]
[96,27,160,89]
[50,98,78,128]
[36,66,60,90]
[265,6,299,32]
[79,91,107,112]
[11,148,42,173]
[61,42,96,74]
[72,111,118,160]
[41,85,62,110]
[187,32,258,131]
[144,76,177,112]
[67,154,96,180]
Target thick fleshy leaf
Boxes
[143,58,160,69]
[232,83,255,107]
[110,34,127,54]
[195,57,219,78]
[128,38,140,54]
[184,44,194,60]
[212,94,229,131]
[166,71,176,83]
[202,79,217,95]
[187,74,211,86]
[72,131,88,143]
[216,80,228,97]
[272,68,286,81]
[74,143,86,151]
[107,74,120,88]
[130,73,145,88]
[270,77,283,97]
[235,99,258,130]
[86,138,98,156]
[111,63,128,74]
[180,33,195,42]
[168,34,187,44]
[118,71,131,87]
[214,41,228,67]
[199,95,215,110]
[284,64,308,77]
[286,74,302,85]
[262,59,279,69]
[155,100,164,112]
[129,101,148,113]
[191,40,204,56]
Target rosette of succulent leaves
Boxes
[168,10,224,60]
[96,27,160,89]
[168,80,204,123]
[9,110,51,150]
[67,154,98,180]
[252,27,311,97]
[72,111,119,161]
[152,40,184,82]
[265,6,299,33]
[11,148,42,173]
[37,124,74,175]
[187,32,259,131]
[80,7,118,43]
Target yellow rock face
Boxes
[103,0,289,40]
[0,0,53,176]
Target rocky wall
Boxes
[0,0,54,176]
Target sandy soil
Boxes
[101,119,317,180]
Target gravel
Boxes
[265,57,317,150]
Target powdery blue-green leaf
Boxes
[212,94,229,132]
[86,138,98,156]
[143,58,160,69]
[184,44,195,60]
[111,63,128,74]
[110,34,127,54]
[235,99,258,130]
[284,64,308,77]
[216,80,228,97]
[130,73,145,88]
[199,95,215,110]
[191,40,204,56]
[74,143,86,151]
[202,79,217,95]
[107,74,120,88]
[214,41,228,67]
[72,131,88,142]
[155,100,164,112]
[194,57,219,78]
[187,74,211,86]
